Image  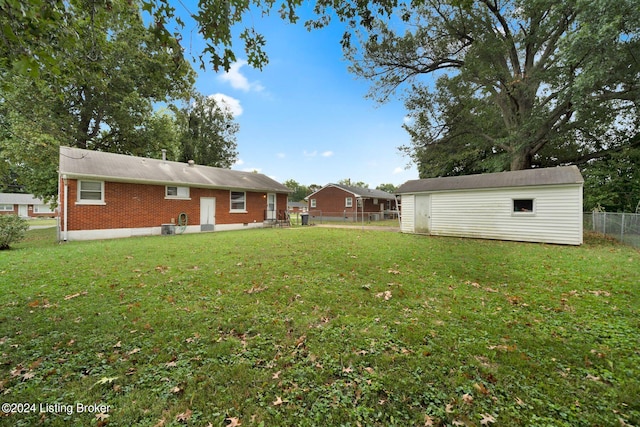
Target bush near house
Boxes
[0,215,28,250]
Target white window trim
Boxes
[310,199,316,208]
[0,204,13,211]
[165,185,191,200]
[230,191,247,213]
[345,197,353,208]
[76,180,105,205]
[33,204,54,214]
[512,198,536,216]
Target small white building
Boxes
[396,166,584,245]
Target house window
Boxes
[0,204,13,211]
[166,186,190,199]
[345,197,353,208]
[78,180,104,203]
[513,199,535,214]
[33,204,54,214]
[230,191,246,212]
[310,199,316,208]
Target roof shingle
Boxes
[59,146,292,193]
[396,166,583,194]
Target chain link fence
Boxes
[584,212,640,248]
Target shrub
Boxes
[0,215,29,250]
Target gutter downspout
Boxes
[62,174,68,242]
[395,195,401,230]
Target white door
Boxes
[415,195,431,233]
[18,205,28,217]
[266,193,276,220]
[200,197,215,231]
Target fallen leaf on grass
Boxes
[128,348,141,355]
[95,413,109,421]
[245,284,267,294]
[226,417,242,426]
[272,396,284,406]
[22,371,35,381]
[480,413,496,425]
[473,382,490,395]
[170,386,182,394]
[272,371,281,379]
[64,291,88,300]
[92,376,119,388]
[588,290,611,297]
[462,393,474,404]
[375,291,392,300]
[424,415,435,426]
[175,409,192,422]
[445,403,454,413]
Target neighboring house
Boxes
[58,146,292,241]
[288,201,307,213]
[396,166,584,245]
[305,183,398,221]
[0,193,56,218]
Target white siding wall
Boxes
[427,184,583,245]
[400,195,415,233]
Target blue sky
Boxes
[172,1,420,188]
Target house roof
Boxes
[0,193,45,205]
[306,183,396,200]
[59,146,292,193]
[396,165,584,194]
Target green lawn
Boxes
[1,228,639,426]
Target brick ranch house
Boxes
[0,193,56,218]
[58,146,292,241]
[305,183,398,222]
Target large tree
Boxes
[0,0,197,200]
[346,0,639,175]
[176,94,239,168]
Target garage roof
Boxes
[60,146,292,193]
[397,166,583,194]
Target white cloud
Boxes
[234,158,245,167]
[209,93,243,117]
[321,151,334,157]
[393,167,404,174]
[218,60,264,92]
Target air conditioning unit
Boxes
[161,224,175,235]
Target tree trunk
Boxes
[510,149,532,170]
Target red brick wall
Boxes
[308,186,389,216]
[61,178,288,231]
[0,205,56,218]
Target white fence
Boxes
[584,212,640,248]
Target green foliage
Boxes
[376,183,397,193]
[283,179,313,202]
[349,0,640,182]
[1,228,639,425]
[176,93,239,168]
[0,214,28,250]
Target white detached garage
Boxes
[396,166,584,245]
